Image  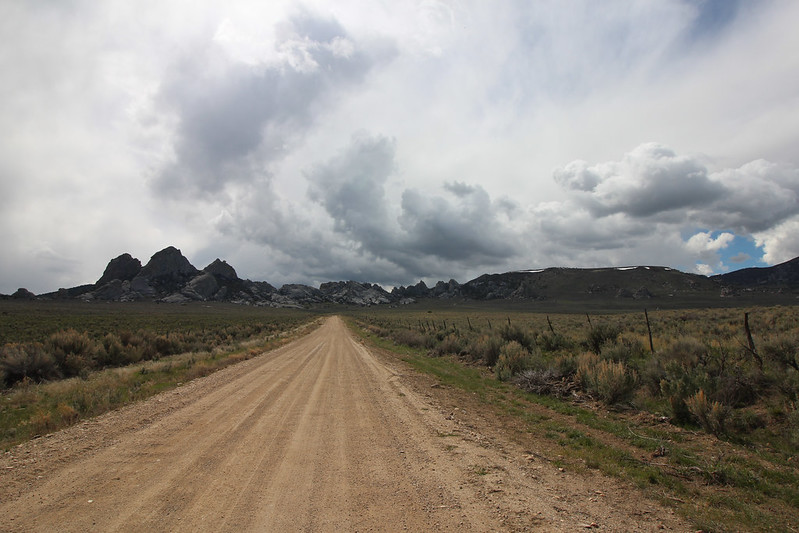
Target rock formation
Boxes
[96,253,142,286]
[11,288,36,300]
[203,259,237,280]
[26,246,799,307]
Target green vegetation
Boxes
[347,304,799,531]
[0,301,315,448]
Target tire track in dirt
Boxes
[0,317,689,532]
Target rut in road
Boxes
[1,317,688,532]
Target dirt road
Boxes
[1,317,688,531]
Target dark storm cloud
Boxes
[398,185,515,261]
[304,133,518,279]
[220,130,521,287]
[699,160,799,233]
[153,11,381,197]
[306,133,396,247]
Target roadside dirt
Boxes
[0,317,689,531]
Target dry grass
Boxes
[1,318,321,449]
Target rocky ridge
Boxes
[5,247,799,307]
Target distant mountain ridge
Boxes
[4,247,799,307]
[711,256,799,287]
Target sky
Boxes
[1,0,799,294]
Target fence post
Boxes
[546,316,555,335]
[744,312,763,370]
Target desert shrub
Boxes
[154,334,183,357]
[56,402,79,424]
[578,354,638,405]
[712,365,764,408]
[662,337,708,365]
[659,367,703,424]
[136,330,158,361]
[656,336,764,417]
[499,323,536,352]
[434,333,465,356]
[97,333,126,367]
[787,409,799,448]
[0,343,60,386]
[775,370,799,404]
[585,324,621,355]
[118,330,138,346]
[47,329,97,378]
[434,326,457,342]
[594,360,638,405]
[647,338,712,422]
[686,389,730,436]
[367,325,389,337]
[554,354,578,377]
[29,409,55,435]
[392,329,430,349]
[730,409,766,433]
[537,332,575,353]
[762,333,799,371]
[661,386,691,423]
[470,334,504,367]
[99,332,157,367]
[123,344,145,365]
[576,352,600,388]
[601,337,646,364]
[495,341,536,381]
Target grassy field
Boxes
[0,301,317,448]
[0,300,315,344]
[345,302,799,532]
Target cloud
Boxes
[753,216,799,265]
[212,132,522,287]
[2,1,799,293]
[552,144,799,257]
[553,143,724,218]
[152,10,387,197]
[544,141,799,275]
[399,183,516,262]
[306,133,396,247]
[685,231,735,273]
[701,160,799,233]
[304,133,519,279]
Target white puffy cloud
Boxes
[753,216,799,265]
[685,231,735,273]
[553,143,724,218]
[550,144,799,273]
